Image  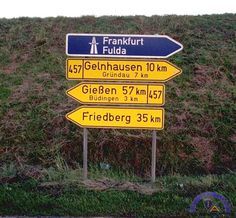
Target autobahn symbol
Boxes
[89,37,98,54]
[66,106,164,130]
[66,58,182,82]
[66,82,165,105]
[66,33,183,58]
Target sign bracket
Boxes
[83,128,88,180]
[151,130,157,183]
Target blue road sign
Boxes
[66,34,183,58]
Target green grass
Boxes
[0,172,235,216]
[0,87,11,100]
[0,163,235,216]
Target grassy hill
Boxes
[0,13,236,216]
[0,14,235,176]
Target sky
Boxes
[0,0,235,18]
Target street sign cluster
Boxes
[65,33,183,130]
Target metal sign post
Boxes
[83,128,88,180]
[151,130,157,183]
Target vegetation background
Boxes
[0,14,235,216]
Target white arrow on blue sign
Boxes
[66,33,183,58]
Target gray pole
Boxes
[151,130,157,183]
[83,128,88,180]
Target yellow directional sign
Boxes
[66,106,164,130]
[67,82,165,106]
[66,58,181,82]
